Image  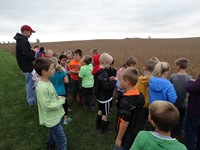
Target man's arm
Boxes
[21,40,35,60]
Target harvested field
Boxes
[1,38,200,77]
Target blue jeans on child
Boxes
[23,72,36,106]
[185,113,200,150]
[47,121,67,150]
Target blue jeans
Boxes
[114,145,128,150]
[185,113,200,150]
[23,72,36,105]
[47,121,67,150]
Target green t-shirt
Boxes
[79,64,94,88]
[36,80,65,128]
[130,131,187,150]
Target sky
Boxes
[1,0,200,43]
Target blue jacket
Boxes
[149,77,177,104]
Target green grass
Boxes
[0,49,117,150]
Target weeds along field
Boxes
[1,38,200,78]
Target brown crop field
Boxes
[1,38,200,78]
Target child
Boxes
[50,59,72,125]
[185,76,200,150]
[78,55,95,111]
[149,62,177,104]
[134,60,157,121]
[91,48,101,68]
[36,47,45,58]
[46,49,54,58]
[68,49,82,104]
[116,57,138,107]
[59,54,72,112]
[130,101,187,150]
[65,51,73,94]
[33,45,39,58]
[149,56,160,64]
[114,68,145,150]
[170,58,192,137]
[33,58,67,150]
[93,53,116,133]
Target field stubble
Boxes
[1,38,200,78]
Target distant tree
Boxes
[36,39,40,43]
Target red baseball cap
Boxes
[21,25,36,33]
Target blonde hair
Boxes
[153,62,170,77]
[150,57,160,64]
[49,57,62,71]
[46,49,53,54]
[99,53,113,64]
[149,101,179,132]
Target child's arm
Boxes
[186,78,200,92]
[115,120,129,148]
[166,83,177,103]
[64,76,69,84]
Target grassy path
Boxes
[0,49,116,150]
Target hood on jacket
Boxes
[149,77,171,92]
[137,75,152,86]
[13,33,27,41]
[92,66,103,75]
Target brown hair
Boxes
[125,57,137,67]
[33,58,53,76]
[121,68,139,86]
[175,58,188,69]
[149,101,179,132]
[83,55,92,65]
[145,60,157,72]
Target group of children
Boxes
[32,47,199,150]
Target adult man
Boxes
[14,25,36,106]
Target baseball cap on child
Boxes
[21,25,36,33]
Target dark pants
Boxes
[82,87,94,108]
[173,107,186,136]
[60,95,68,116]
[185,113,200,150]
[71,79,82,97]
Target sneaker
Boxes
[63,117,72,125]
[67,117,72,122]
[63,119,68,125]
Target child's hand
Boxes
[115,139,122,148]
[59,96,66,103]
[109,76,116,81]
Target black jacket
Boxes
[116,89,145,149]
[94,68,116,101]
[14,33,35,72]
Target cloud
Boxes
[1,0,200,42]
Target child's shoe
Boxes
[63,117,72,125]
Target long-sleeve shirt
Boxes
[186,77,200,117]
[36,80,65,128]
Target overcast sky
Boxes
[1,0,200,42]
